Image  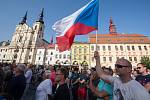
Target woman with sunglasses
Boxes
[94,51,150,100]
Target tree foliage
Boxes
[140,56,150,69]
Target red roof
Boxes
[88,33,150,44]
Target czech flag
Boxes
[52,0,99,52]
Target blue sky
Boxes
[0,0,150,43]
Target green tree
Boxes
[140,56,150,69]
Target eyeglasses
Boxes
[115,64,128,68]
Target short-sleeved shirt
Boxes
[135,74,150,86]
[36,79,52,100]
[97,79,113,100]
[104,76,150,100]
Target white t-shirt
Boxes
[36,79,52,100]
[104,76,150,100]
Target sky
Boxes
[0,0,150,43]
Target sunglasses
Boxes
[115,64,128,68]
[137,67,142,69]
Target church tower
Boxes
[32,8,45,47]
[30,8,46,64]
[8,9,48,64]
[9,11,34,63]
[109,17,117,34]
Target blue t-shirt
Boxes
[97,79,113,100]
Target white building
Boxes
[34,44,71,66]
[0,9,49,64]
[88,18,150,69]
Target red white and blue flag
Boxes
[52,0,99,52]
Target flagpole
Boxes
[96,30,98,51]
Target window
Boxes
[59,54,62,59]
[55,54,58,58]
[3,55,5,58]
[134,57,137,62]
[39,51,42,54]
[144,46,147,50]
[116,57,119,60]
[138,46,142,51]
[63,54,66,59]
[103,57,106,62]
[91,46,94,51]
[30,49,32,52]
[79,48,82,53]
[14,54,17,59]
[129,57,132,61]
[120,46,123,51]
[127,46,130,51]
[132,46,135,51]
[38,57,41,60]
[29,41,32,45]
[79,55,81,60]
[19,36,23,42]
[74,48,77,54]
[92,57,94,61]
[108,46,111,51]
[84,56,87,60]
[67,55,70,59]
[97,46,100,51]
[115,46,118,51]
[109,57,112,62]
[84,47,87,53]
[51,52,53,55]
[103,46,106,51]
[50,57,52,61]
[74,55,76,60]
[29,55,31,59]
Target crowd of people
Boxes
[0,51,150,100]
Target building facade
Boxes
[71,42,90,68]
[88,18,150,69]
[34,44,71,66]
[0,15,150,69]
[0,9,49,64]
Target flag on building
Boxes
[52,0,99,52]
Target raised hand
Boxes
[94,51,100,60]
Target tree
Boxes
[140,56,150,69]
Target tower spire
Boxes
[36,8,44,24]
[109,17,117,34]
[20,11,27,24]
